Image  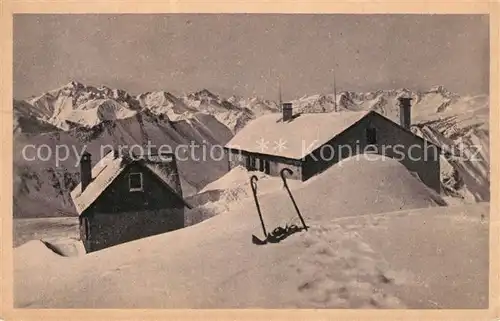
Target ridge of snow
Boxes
[14,156,489,309]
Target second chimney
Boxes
[398,97,412,130]
[282,102,293,122]
[80,151,92,193]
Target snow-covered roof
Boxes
[70,151,190,215]
[225,111,369,159]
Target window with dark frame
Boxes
[247,156,270,174]
[263,159,270,174]
[255,158,270,174]
[248,156,256,170]
[258,158,264,172]
[84,217,90,239]
[129,172,143,191]
[81,217,90,239]
[366,127,377,145]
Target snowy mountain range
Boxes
[15,81,279,133]
[13,82,490,217]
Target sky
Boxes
[13,14,489,100]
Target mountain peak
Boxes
[62,80,85,90]
[137,91,179,102]
[196,88,218,99]
[429,85,447,93]
[428,85,459,99]
[395,88,412,99]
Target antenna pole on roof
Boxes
[278,78,282,111]
[333,68,338,112]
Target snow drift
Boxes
[14,156,487,308]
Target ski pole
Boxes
[280,168,308,231]
[250,175,268,239]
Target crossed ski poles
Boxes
[251,168,308,245]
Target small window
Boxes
[84,218,90,238]
[80,217,90,240]
[247,156,257,171]
[366,127,377,145]
[129,172,143,191]
[247,156,270,174]
[260,159,270,174]
[264,160,270,174]
[258,159,264,172]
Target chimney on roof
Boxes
[398,97,412,130]
[282,102,293,122]
[80,151,92,192]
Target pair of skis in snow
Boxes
[251,168,308,245]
